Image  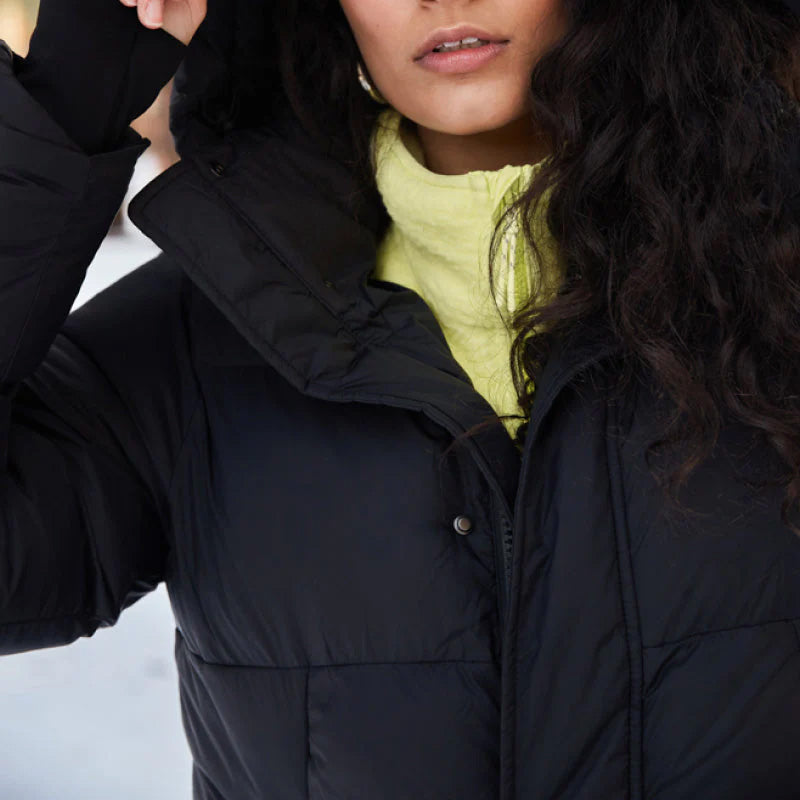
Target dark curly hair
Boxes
[236,0,800,534]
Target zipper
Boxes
[491,496,512,631]
[501,514,513,613]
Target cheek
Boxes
[528,2,569,47]
[337,0,375,58]
[347,18,409,91]
[340,0,398,47]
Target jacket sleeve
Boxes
[15,0,187,155]
[0,41,191,655]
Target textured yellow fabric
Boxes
[369,107,563,442]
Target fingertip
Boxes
[140,0,163,27]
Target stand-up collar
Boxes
[128,118,621,515]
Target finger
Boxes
[138,0,163,29]
[118,0,137,7]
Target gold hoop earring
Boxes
[356,60,388,105]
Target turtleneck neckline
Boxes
[372,106,544,206]
[368,108,564,441]
[369,107,560,326]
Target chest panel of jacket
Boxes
[507,370,800,800]
[161,299,504,799]
[169,359,501,666]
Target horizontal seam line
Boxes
[643,615,800,649]
[183,651,495,670]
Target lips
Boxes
[414,24,509,60]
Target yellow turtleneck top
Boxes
[369,107,563,442]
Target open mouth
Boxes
[430,36,492,53]
[415,39,510,74]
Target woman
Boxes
[1,0,799,797]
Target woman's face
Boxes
[338,0,568,136]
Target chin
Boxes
[409,91,529,136]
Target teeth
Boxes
[432,37,490,53]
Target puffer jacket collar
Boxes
[127,114,623,519]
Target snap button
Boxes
[453,515,473,535]
[209,161,225,177]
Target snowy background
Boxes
[0,149,194,798]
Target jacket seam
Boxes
[643,615,800,650]
[167,270,207,502]
[166,392,204,501]
[605,396,644,800]
[182,648,495,671]
[305,667,311,800]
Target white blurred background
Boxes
[0,1,192,796]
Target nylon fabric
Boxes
[1,6,800,798]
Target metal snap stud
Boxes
[453,515,473,535]
[210,161,225,177]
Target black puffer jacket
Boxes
[2,4,800,798]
